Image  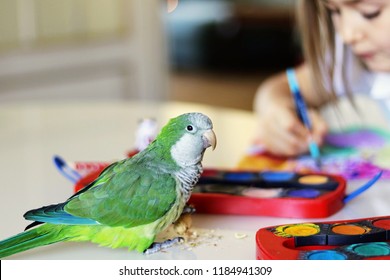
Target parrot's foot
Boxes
[144,237,184,254]
[182,205,196,214]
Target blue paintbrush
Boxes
[286,68,322,169]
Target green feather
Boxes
[0,224,68,258]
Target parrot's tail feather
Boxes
[0,225,66,258]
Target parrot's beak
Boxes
[203,129,217,150]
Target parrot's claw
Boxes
[182,205,196,214]
[144,237,184,254]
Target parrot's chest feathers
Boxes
[175,164,203,201]
[169,132,205,201]
[170,134,204,168]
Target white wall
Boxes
[0,0,169,102]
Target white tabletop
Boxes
[1,100,390,260]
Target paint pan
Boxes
[273,223,321,237]
[298,175,328,185]
[305,250,347,260]
[373,218,390,231]
[328,221,387,246]
[295,221,386,247]
[241,188,282,198]
[282,188,322,199]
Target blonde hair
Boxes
[296,0,353,105]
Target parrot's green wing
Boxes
[66,162,178,228]
[25,159,178,228]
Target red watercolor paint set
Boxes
[256,215,390,260]
[189,169,347,218]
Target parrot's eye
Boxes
[186,125,194,132]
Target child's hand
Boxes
[256,105,328,157]
[254,65,328,157]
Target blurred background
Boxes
[0,0,299,110]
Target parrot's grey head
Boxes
[158,112,216,168]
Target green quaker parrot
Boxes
[0,112,216,258]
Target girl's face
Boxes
[325,0,390,72]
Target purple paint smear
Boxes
[322,158,388,179]
[295,155,390,179]
[325,129,387,149]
